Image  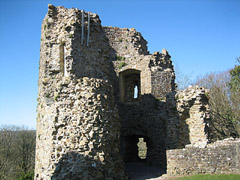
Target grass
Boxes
[174,174,240,180]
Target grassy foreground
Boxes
[174,174,240,180]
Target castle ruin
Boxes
[35,5,239,179]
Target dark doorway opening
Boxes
[120,135,147,163]
[120,135,164,179]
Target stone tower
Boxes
[35,4,179,179]
[35,5,126,180]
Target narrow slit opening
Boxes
[134,85,138,99]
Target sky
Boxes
[0,0,239,129]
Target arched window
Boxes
[119,69,141,103]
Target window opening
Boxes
[137,138,147,159]
[119,69,141,103]
[59,42,65,76]
[134,85,138,99]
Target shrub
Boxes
[17,171,34,180]
[118,62,126,69]
[116,55,125,61]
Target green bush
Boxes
[118,62,126,69]
[17,171,34,180]
[116,55,125,61]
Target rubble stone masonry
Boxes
[167,138,240,176]
[36,5,126,180]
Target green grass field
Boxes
[174,174,240,180]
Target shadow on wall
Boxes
[178,103,191,148]
[51,152,104,180]
[51,152,166,180]
[119,94,168,169]
[66,13,119,85]
[49,33,124,180]
[118,90,195,178]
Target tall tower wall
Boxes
[35,5,125,180]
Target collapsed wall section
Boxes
[176,86,239,147]
[167,86,240,176]
[176,86,210,148]
[103,27,176,99]
[36,5,125,180]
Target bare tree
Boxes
[16,129,36,174]
[0,125,36,180]
[174,64,193,90]
[195,71,239,140]
[229,57,240,132]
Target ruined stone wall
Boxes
[167,138,240,176]
[119,97,168,167]
[103,27,175,98]
[36,5,126,180]
[150,50,175,99]
[103,27,179,167]
[176,86,238,147]
[37,5,240,179]
[36,4,199,178]
[176,86,210,148]
[36,4,240,179]
[166,86,240,176]
[103,26,152,96]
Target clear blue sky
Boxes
[0,0,239,129]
